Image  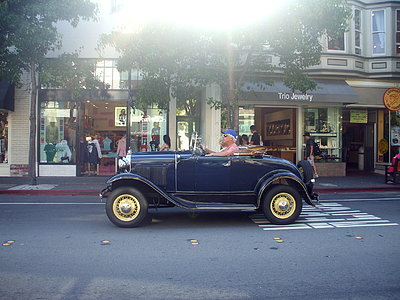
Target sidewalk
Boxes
[0,173,399,195]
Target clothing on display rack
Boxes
[92,138,102,159]
[55,140,72,163]
[102,137,112,151]
[117,136,127,157]
[44,143,57,162]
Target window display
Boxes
[304,107,341,161]
[0,111,8,163]
[129,107,167,152]
[39,101,77,164]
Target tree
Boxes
[0,0,97,183]
[102,0,351,133]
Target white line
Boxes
[0,203,104,205]
[321,197,400,202]
[332,223,399,228]
[331,212,364,215]
[299,218,346,222]
[262,226,312,230]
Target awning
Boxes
[0,80,15,111]
[240,80,359,104]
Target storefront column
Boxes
[296,106,304,163]
[202,84,221,151]
[168,88,177,150]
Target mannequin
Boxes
[117,135,127,157]
[55,140,72,163]
[46,121,59,144]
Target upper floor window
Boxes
[328,33,345,51]
[354,9,362,55]
[372,10,385,55]
[396,10,400,55]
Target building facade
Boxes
[0,0,399,177]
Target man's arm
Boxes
[206,150,230,157]
[309,145,314,157]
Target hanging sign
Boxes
[383,88,400,111]
[350,110,368,123]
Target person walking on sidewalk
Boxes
[304,132,319,178]
[249,125,261,145]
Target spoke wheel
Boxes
[106,187,148,228]
[263,185,302,225]
[113,194,141,221]
[270,192,296,219]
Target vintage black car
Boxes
[100,147,318,228]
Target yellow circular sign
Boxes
[378,139,388,154]
[383,88,400,111]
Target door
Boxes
[195,156,231,202]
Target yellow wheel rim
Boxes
[112,194,141,221]
[270,192,296,219]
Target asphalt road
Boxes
[0,193,399,300]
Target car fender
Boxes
[105,173,196,209]
[256,171,315,207]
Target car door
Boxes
[229,155,267,204]
[176,152,196,192]
[195,156,231,203]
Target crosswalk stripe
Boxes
[250,202,399,231]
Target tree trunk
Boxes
[28,62,37,185]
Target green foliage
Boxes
[0,0,97,82]
[40,51,104,99]
[101,0,351,128]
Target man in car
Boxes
[204,129,239,156]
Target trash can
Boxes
[358,146,364,171]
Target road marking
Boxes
[250,202,399,231]
[0,203,104,205]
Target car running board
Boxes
[169,195,256,210]
[195,203,257,210]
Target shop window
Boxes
[239,107,255,136]
[129,107,167,152]
[396,10,400,55]
[303,107,341,161]
[328,33,345,51]
[372,10,385,55]
[0,111,8,163]
[39,101,77,164]
[354,9,362,55]
[95,60,125,89]
[378,110,400,163]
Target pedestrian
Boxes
[240,134,249,146]
[249,125,261,145]
[304,132,319,178]
[159,135,171,151]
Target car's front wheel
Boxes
[262,185,302,225]
[106,187,148,228]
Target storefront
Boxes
[38,89,167,176]
[239,79,359,176]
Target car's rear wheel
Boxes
[106,187,148,228]
[262,185,302,225]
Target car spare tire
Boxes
[297,160,313,184]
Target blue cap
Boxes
[221,129,237,138]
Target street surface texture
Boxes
[0,192,399,300]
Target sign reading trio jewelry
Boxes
[278,92,314,102]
